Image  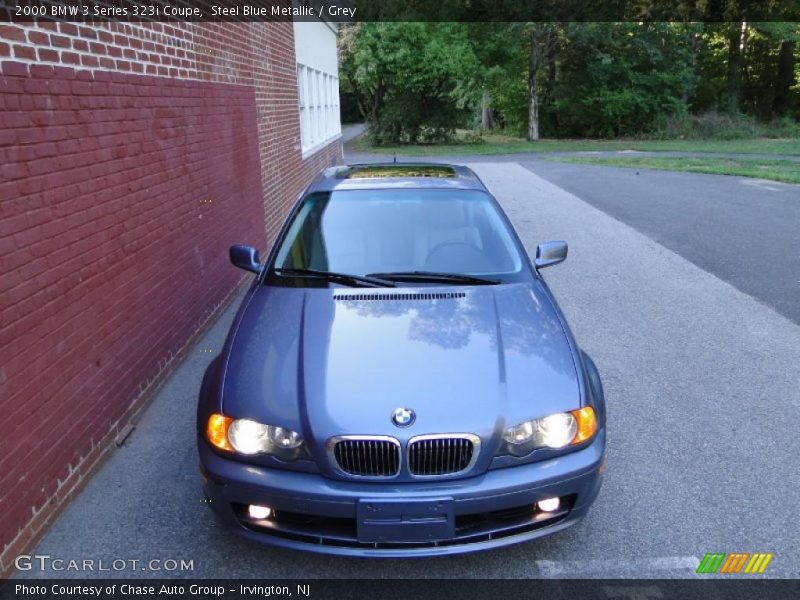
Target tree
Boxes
[554,23,694,137]
[465,22,528,135]
[527,24,559,141]
[755,23,800,117]
[722,22,800,118]
[338,23,479,145]
[725,22,747,114]
[338,22,799,143]
[773,39,796,115]
[463,23,520,131]
[527,26,541,140]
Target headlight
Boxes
[207,414,303,460]
[228,419,270,455]
[266,426,303,449]
[538,413,578,448]
[502,407,596,456]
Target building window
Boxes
[297,63,340,155]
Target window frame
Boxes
[296,62,341,157]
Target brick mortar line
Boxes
[0,274,248,579]
[0,21,341,565]
[0,58,252,86]
[1,21,287,84]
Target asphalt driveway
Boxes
[520,159,800,325]
[17,162,800,578]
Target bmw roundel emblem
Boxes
[391,407,415,428]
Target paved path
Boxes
[521,159,800,325]
[340,123,366,144]
[18,163,800,578]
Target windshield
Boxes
[270,189,527,285]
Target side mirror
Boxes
[534,241,568,269]
[229,244,261,274]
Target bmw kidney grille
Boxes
[331,437,401,476]
[330,435,479,477]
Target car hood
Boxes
[222,282,579,458]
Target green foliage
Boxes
[489,75,529,136]
[658,111,800,140]
[461,129,486,145]
[340,23,480,145]
[554,23,693,137]
[464,23,530,135]
[339,22,800,143]
[666,22,800,119]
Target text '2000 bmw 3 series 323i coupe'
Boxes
[197,163,606,556]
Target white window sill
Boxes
[301,133,342,159]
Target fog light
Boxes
[248,505,272,520]
[538,497,560,512]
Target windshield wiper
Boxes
[272,268,396,288]
[365,271,500,286]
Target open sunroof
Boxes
[339,165,456,179]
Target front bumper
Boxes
[199,429,605,557]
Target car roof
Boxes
[306,163,489,193]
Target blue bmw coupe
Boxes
[197,164,606,556]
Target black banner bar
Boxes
[2,580,800,600]
[3,0,800,23]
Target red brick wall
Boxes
[0,21,342,575]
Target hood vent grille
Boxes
[334,292,466,302]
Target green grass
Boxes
[352,133,800,157]
[546,155,800,184]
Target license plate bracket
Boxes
[356,498,455,543]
